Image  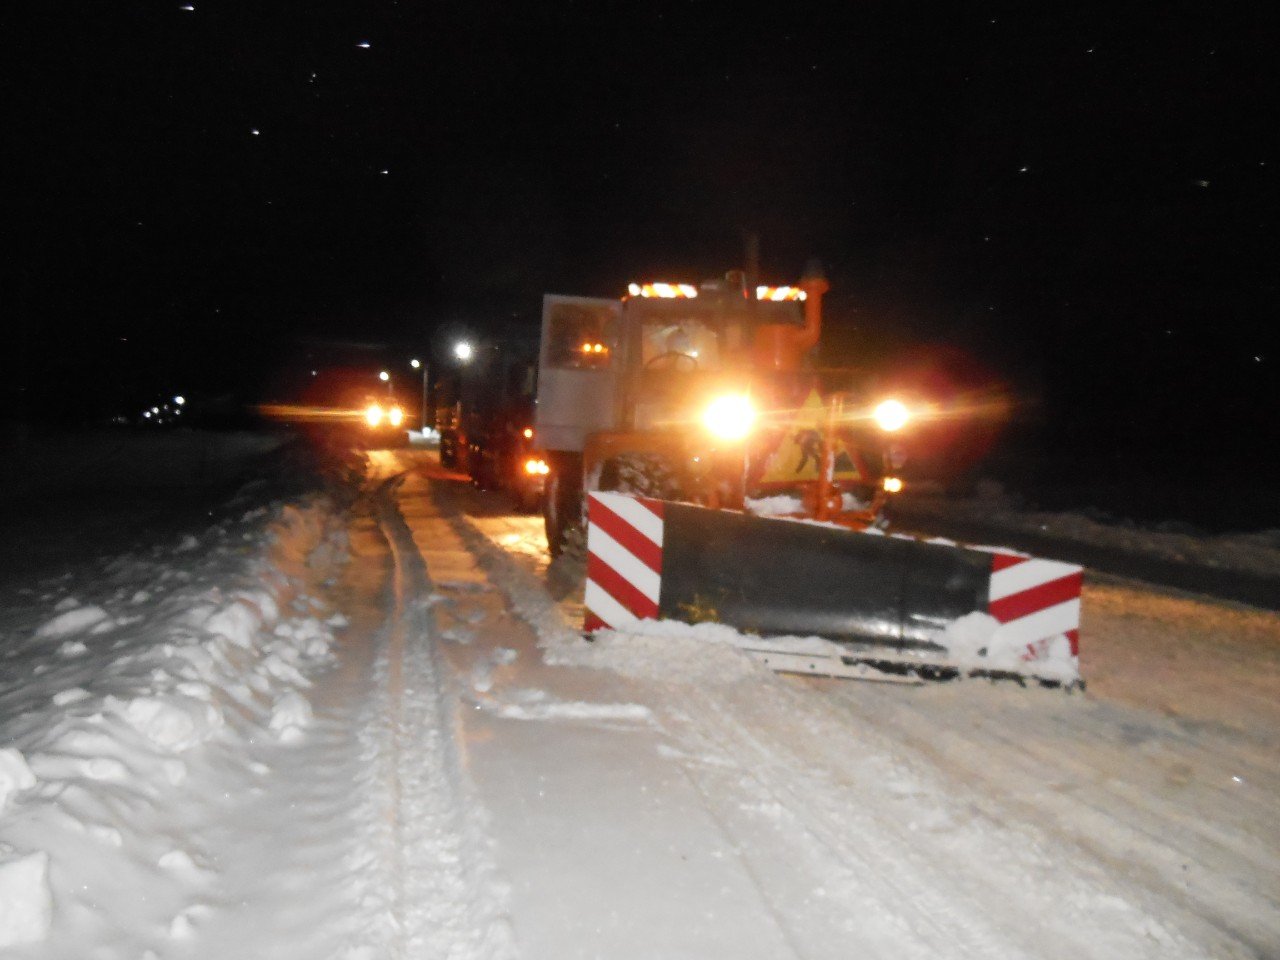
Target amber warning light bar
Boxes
[627,282,807,301]
[628,282,698,299]
[756,285,807,301]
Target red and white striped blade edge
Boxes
[988,553,1083,658]
[584,492,666,632]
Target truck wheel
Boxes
[544,461,584,559]
[598,453,681,501]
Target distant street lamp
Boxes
[378,370,392,396]
[411,358,428,434]
[453,341,473,362]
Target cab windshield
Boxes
[640,316,722,371]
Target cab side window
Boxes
[548,303,614,369]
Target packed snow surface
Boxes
[1,443,1277,958]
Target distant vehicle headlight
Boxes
[524,457,550,475]
[882,476,904,493]
[702,394,756,441]
[365,403,384,427]
[873,399,910,432]
[388,406,404,427]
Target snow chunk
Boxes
[941,612,1000,662]
[0,749,37,812]
[114,695,224,752]
[82,757,129,780]
[34,605,112,639]
[158,849,200,874]
[269,691,313,743]
[51,688,91,706]
[745,494,805,516]
[168,904,212,939]
[203,603,257,648]
[0,851,52,947]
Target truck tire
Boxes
[544,454,584,559]
[471,448,496,490]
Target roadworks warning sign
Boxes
[759,390,864,484]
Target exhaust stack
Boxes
[752,259,828,372]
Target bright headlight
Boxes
[388,406,404,427]
[702,394,756,441]
[365,403,384,427]
[873,399,910,432]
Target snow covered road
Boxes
[2,445,1277,958]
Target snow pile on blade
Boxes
[0,494,348,948]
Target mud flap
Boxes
[583,492,1083,686]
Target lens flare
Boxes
[702,394,756,441]
[873,399,910,432]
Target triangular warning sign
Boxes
[759,390,864,484]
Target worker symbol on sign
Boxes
[791,429,860,477]
[793,429,822,473]
[762,390,865,484]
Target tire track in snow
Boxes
[659,693,1034,960]
[438,499,1014,958]
[358,474,515,959]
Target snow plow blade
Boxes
[583,492,1084,687]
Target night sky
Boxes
[12,3,1278,513]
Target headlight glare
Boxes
[365,404,384,427]
[388,406,404,427]
[702,394,756,441]
[873,399,910,432]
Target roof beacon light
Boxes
[628,282,698,299]
[756,285,807,302]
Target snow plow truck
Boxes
[533,263,1084,687]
